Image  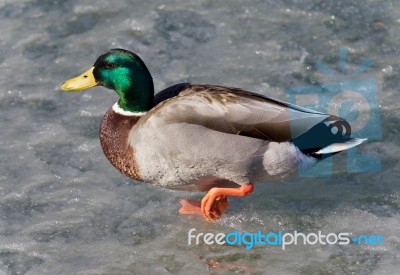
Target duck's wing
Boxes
[148,84,354,153]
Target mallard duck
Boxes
[61,49,365,220]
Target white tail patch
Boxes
[315,138,367,155]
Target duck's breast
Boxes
[99,108,142,181]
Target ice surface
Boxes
[0,0,399,274]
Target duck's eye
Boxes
[104,62,116,69]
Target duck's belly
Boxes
[131,124,316,191]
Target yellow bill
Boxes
[61,67,98,92]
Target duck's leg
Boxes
[179,183,254,220]
[201,183,254,220]
[179,199,202,215]
[179,196,229,218]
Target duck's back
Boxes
[150,83,350,151]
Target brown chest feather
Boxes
[99,109,142,181]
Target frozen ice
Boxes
[0,0,399,274]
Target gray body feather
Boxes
[127,84,345,190]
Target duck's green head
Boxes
[61,49,154,113]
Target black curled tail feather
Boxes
[292,115,352,158]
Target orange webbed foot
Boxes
[179,197,229,219]
[201,183,254,221]
[179,183,254,221]
[179,199,202,215]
